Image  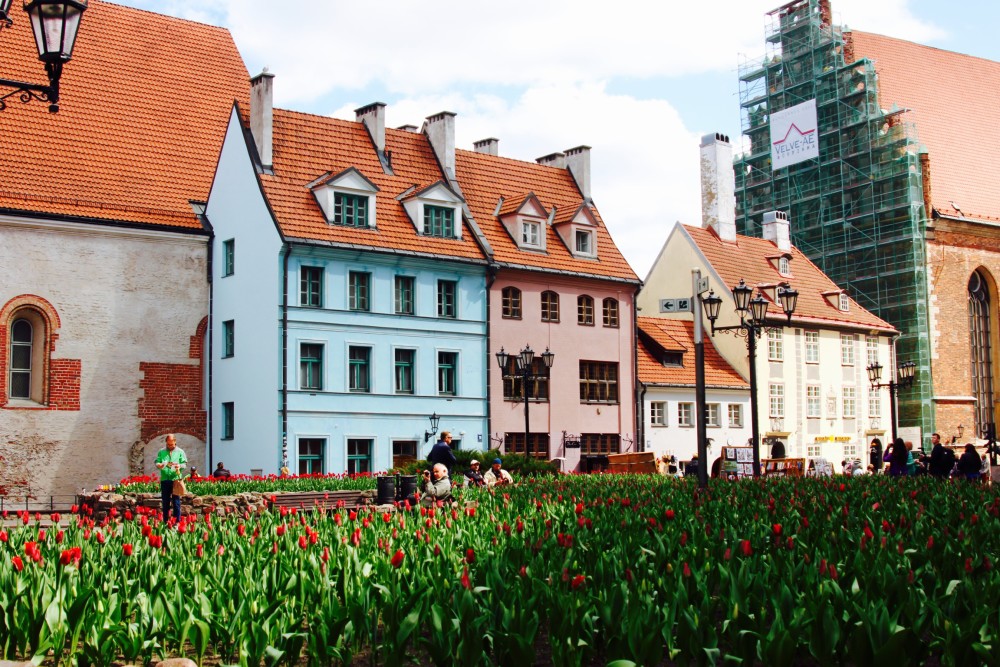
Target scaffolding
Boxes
[735,0,933,439]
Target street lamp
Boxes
[495,345,555,458]
[423,412,441,443]
[702,280,798,477]
[866,360,915,443]
[0,0,87,113]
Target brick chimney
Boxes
[250,69,274,170]
[699,132,737,242]
[356,102,386,153]
[762,211,791,251]
[564,146,592,200]
[424,111,457,179]
[474,138,499,156]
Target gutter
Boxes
[281,244,290,469]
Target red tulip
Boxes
[740,540,753,557]
[11,556,23,572]
[123,543,133,556]
[461,567,471,589]
[60,550,73,566]
[571,574,586,589]
[926,536,934,550]
[391,549,405,568]
[772,523,782,537]
[0,530,7,543]
[665,509,675,521]
[682,562,692,578]
[466,548,476,564]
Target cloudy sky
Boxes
[116,0,998,279]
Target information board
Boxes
[721,446,755,480]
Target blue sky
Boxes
[112,0,999,278]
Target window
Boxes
[869,393,881,420]
[8,318,33,400]
[769,384,784,418]
[300,266,323,308]
[502,286,522,319]
[581,433,620,455]
[575,230,593,255]
[807,444,822,458]
[7,307,52,404]
[843,443,858,458]
[866,336,879,366]
[678,402,693,427]
[579,361,618,403]
[767,328,783,361]
[728,404,744,428]
[602,298,619,328]
[839,293,850,311]
[841,334,855,366]
[300,343,323,390]
[334,192,369,227]
[504,433,550,458]
[843,386,856,418]
[705,403,721,427]
[347,438,372,474]
[521,221,541,248]
[970,270,994,437]
[650,402,666,426]
[541,291,560,322]
[393,440,417,466]
[662,352,683,366]
[806,385,821,418]
[437,280,457,319]
[394,348,415,394]
[222,320,234,358]
[438,351,457,395]
[221,402,234,440]
[424,205,455,237]
[298,438,325,475]
[349,271,371,312]
[577,295,594,325]
[804,331,819,364]
[223,239,234,277]
[501,357,550,401]
[778,256,790,275]
[348,346,371,392]
[394,276,414,315]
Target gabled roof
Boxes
[847,31,1000,223]
[496,193,545,217]
[259,112,485,261]
[637,317,748,388]
[0,0,249,229]
[683,225,897,333]
[454,149,639,282]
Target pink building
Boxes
[454,144,640,471]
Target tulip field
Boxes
[2,475,999,666]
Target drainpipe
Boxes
[633,283,642,451]
[638,382,647,453]
[207,230,214,470]
[281,244,290,470]
[485,265,497,453]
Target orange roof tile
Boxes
[684,225,897,333]
[637,317,748,388]
[848,31,1000,222]
[260,112,485,261]
[0,0,249,229]
[455,150,639,282]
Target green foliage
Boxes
[392,448,559,477]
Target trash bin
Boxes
[397,475,418,502]
[376,476,396,505]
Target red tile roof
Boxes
[261,112,485,261]
[455,150,639,282]
[847,31,1000,222]
[637,316,748,388]
[683,225,896,333]
[0,0,249,229]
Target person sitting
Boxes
[484,458,513,486]
[212,462,232,479]
[420,463,453,506]
[956,444,982,482]
[464,459,486,487]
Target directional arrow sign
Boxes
[696,277,710,294]
[659,298,693,313]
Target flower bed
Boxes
[1,475,999,665]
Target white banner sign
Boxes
[770,99,818,170]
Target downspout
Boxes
[633,284,642,452]
[638,382,647,453]
[281,244,290,469]
[485,264,498,452]
[206,228,214,469]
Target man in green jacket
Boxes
[155,434,186,522]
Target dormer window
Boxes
[663,351,683,367]
[778,256,790,275]
[498,193,548,252]
[424,205,455,238]
[310,167,379,229]
[553,202,599,258]
[521,220,541,248]
[575,230,594,255]
[839,293,850,312]
[401,181,463,240]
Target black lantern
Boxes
[424,412,441,443]
[748,293,769,326]
[866,361,883,386]
[732,279,753,314]
[0,0,14,28]
[778,284,798,321]
[702,290,723,324]
[540,347,555,369]
[517,345,535,373]
[495,347,510,373]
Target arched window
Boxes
[6,308,47,403]
[501,286,521,319]
[968,270,994,438]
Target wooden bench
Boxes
[268,489,373,511]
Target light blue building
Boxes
[203,81,489,475]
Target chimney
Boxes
[536,152,565,168]
[564,145,592,200]
[250,69,274,170]
[397,124,418,132]
[355,102,386,153]
[762,211,791,251]
[424,111,457,179]
[474,137,499,156]
[699,132,737,242]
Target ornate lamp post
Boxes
[423,412,441,443]
[495,345,555,458]
[0,0,87,112]
[702,280,798,477]
[865,360,915,442]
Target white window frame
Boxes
[520,220,542,249]
[767,328,783,361]
[804,330,819,364]
[868,393,881,419]
[807,444,822,458]
[678,402,693,427]
[650,401,666,426]
[839,293,850,311]
[574,229,595,256]
[841,334,856,366]
[806,385,821,418]
[843,443,858,458]
[843,386,856,418]
[866,336,879,366]
[706,403,721,428]
[769,383,784,418]
[778,256,790,275]
[728,403,744,428]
